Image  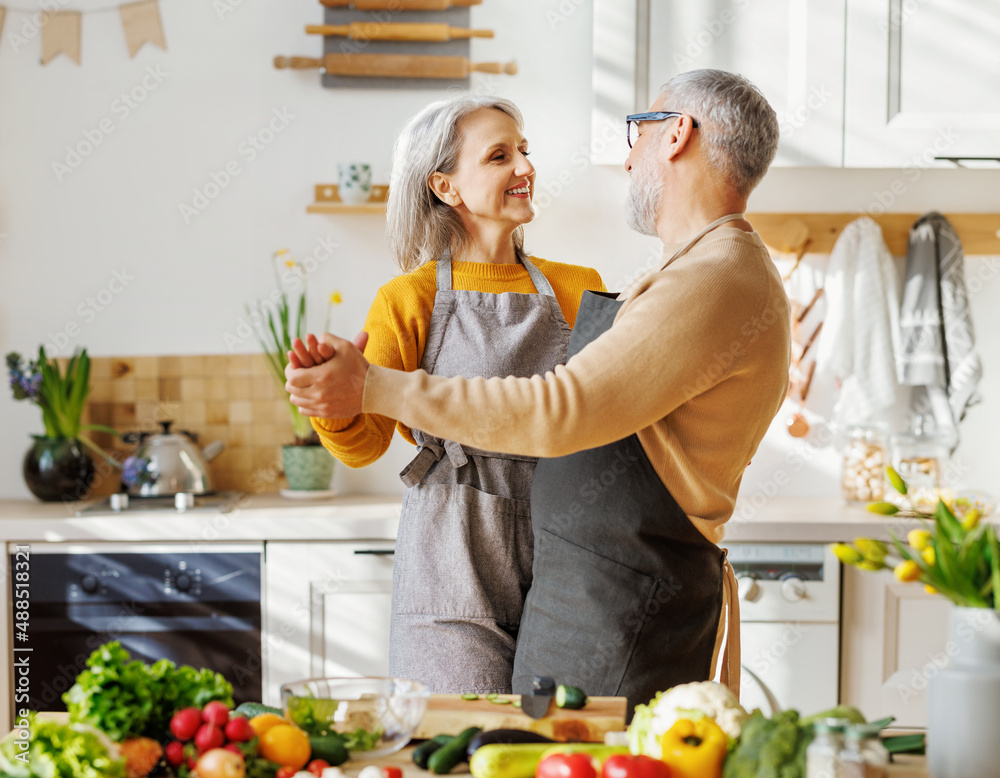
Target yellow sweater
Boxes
[312,257,605,468]
[363,228,791,543]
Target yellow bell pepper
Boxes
[658,717,727,778]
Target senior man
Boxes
[287,69,790,709]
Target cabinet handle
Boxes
[354,549,395,555]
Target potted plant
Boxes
[833,470,998,778]
[249,249,342,494]
[6,347,118,502]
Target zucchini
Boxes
[467,729,554,758]
[555,685,587,710]
[414,735,455,769]
[308,734,348,766]
[469,743,557,778]
[233,702,283,719]
[428,727,482,774]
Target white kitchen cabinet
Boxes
[263,540,395,706]
[840,564,952,727]
[844,0,1000,168]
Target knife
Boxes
[521,675,555,719]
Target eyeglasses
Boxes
[626,112,700,148]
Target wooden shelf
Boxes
[307,183,388,214]
[747,212,1000,256]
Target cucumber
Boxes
[469,743,557,778]
[308,735,348,766]
[414,735,455,769]
[467,729,555,758]
[428,727,481,774]
[555,685,587,710]
[233,702,283,719]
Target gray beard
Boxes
[625,155,663,237]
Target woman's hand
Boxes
[285,331,370,418]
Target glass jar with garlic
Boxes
[841,424,888,503]
[890,415,952,512]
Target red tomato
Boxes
[536,753,599,778]
[276,767,298,778]
[203,701,232,728]
[195,723,226,753]
[382,767,403,778]
[164,741,186,767]
[307,759,331,776]
[170,707,204,741]
[601,754,672,778]
[225,717,256,743]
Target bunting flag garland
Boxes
[40,10,81,65]
[2,0,166,64]
[119,0,164,58]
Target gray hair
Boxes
[657,69,778,199]
[387,95,527,271]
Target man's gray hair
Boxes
[658,69,778,199]
[387,95,527,271]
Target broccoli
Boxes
[722,710,814,778]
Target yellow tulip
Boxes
[832,543,864,565]
[922,547,936,566]
[857,560,887,572]
[961,509,982,531]
[856,537,888,562]
[329,291,343,305]
[907,529,933,551]
[894,560,921,582]
[925,584,938,595]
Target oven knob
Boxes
[175,573,192,592]
[780,574,806,602]
[737,574,762,602]
[81,574,100,594]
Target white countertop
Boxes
[0,493,939,545]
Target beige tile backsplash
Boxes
[83,354,298,496]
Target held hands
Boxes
[284,331,370,418]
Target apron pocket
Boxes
[512,529,655,697]
[392,483,532,624]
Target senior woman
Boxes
[292,95,604,694]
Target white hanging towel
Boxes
[813,217,901,428]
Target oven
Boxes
[9,542,263,719]
[727,543,841,715]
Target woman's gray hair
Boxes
[387,95,527,271]
[657,69,779,199]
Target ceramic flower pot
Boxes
[22,436,95,502]
[282,444,335,491]
[927,607,1000,778]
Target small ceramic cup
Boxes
[338,163,373,204]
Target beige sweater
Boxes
[364,227,791,543]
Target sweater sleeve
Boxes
[363,245,774,458]
[311,289,411,468]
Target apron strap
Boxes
[436,250,454,291]
[400,432,537,487]
[522,258,557,298]
[660,212,746,272]
[711,553,742,700]
[436,251,556,298]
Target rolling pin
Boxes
[274,54,517,78]
[319,0,481,9]
[305,23,494,41]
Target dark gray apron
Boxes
[389,254,572,694]
[511,215,745,713]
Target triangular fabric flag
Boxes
[40,10,81,65]
[119,0,165,58]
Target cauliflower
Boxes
[627,681,749,757]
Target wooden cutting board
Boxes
[413,694,627,742]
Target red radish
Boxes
[382,767,403,778]
[224,717,255,742]
[170,707,204,741]
[203,701,232,727]
[224,743,243,755]
[164,741,186,767]
[194,723,226,753]
[276,768,297,778]
[307,759,331,776]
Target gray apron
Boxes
[389,254,572,694]
[511,214,745,715]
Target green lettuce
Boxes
[0,715,125,778]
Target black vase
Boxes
[22,436,95,502]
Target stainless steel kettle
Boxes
[122,421,225,496]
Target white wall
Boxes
[1,0,996,503]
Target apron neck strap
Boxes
[435,251,557,298]
[436,249,454,292]
[660,212,745,271]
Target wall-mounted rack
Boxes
[747,213,1000,256]
[307,183,389,214]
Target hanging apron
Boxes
[511,214,745,714]
[389,254,572,694]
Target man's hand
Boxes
[285,331,370,418]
